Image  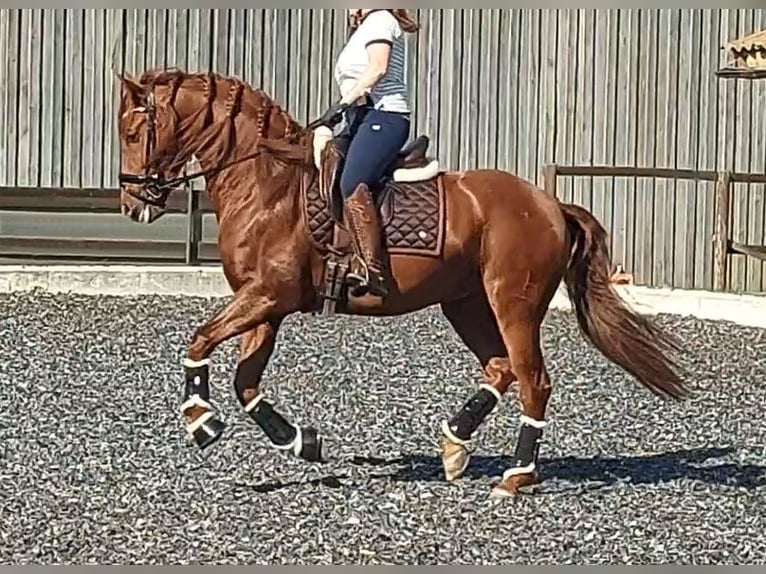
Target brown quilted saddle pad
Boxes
[303,175,446,258]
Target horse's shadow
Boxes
[243,446,766,494]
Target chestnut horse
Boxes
[116,69,688,498]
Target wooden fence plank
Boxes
[537,9,558,182]
[612,10,639,275]
[438,9,461,170]
[634,9,658,286]
[750,12,766,292]
[3,10,19,187]
[652,10,680,288]
[102,9,123,189]
[288,9,311,123]
[719,10,740,290]
[554,10,578,204]
[421,10,441,160]
[81,9,104,188]
[0,11,8,186]
[62,10,84,188]
[459,9,481,171]
[48,10,65,187]
[695,9,721,291]
[572,9,594,210]
[17,10,42,187]
[591,9,618,245]
[673,9,701,289]
[731,10,754,292]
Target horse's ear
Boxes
[120,73,143,105]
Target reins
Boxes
[121,147,269,201]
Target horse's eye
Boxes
[126,132,140,144]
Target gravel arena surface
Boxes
[1,290,766,565]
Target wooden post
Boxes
[713,171,731,292]
[543,164,557,197]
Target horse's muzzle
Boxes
[120,189,165,224]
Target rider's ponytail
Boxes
[349,9,420,35]
[388,9,420,34]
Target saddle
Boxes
[302,129,446,316]
[319,133,434,223]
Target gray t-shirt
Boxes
[334,10,410,114]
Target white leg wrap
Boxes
[180,395,213,413]
[185,411,214,434]
[292,427,304,458]
[441,419,470,446]
[183,357,211,369]
[271,423,303,457]
[502,462,536,480]
[520,414,548,429]
[244,394,266,413]
[479,383,502,403]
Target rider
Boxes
[313,9,420,298]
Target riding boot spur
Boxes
[343,183,389,297]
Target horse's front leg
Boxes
[234,319,325,463]
[180,285,279,450]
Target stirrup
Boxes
[347,257,371,292]
[347,258,387,297]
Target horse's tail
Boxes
[558,201,689,400]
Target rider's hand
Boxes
[313,101,349,130]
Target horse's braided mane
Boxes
[136,67,314,172]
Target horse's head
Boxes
[117,69,312,224]
[117,71,200,224]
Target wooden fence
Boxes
[2,163,765,295]
[544,165,766,293]
[0,185,218,264]
[0,9,765,292]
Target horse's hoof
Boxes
[191,416,227,450]
[441,436,470,483]
[489,484,519,499]
[489,470,541,499]
[298,427,325,463]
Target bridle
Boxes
[118,76,319,212]
[118,80,269,211]
[117,83,212,210]
[118,88,181,209]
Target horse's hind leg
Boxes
[480,277,556,497]
[439,292,518,482]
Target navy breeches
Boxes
[338,107,411,199]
